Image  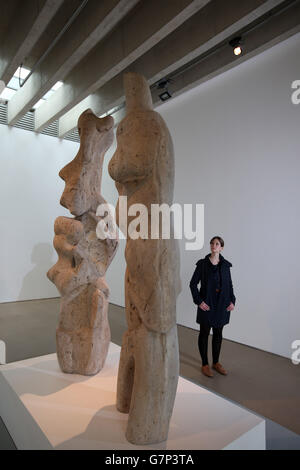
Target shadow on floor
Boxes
[0,298,299,449]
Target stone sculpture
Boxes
[47,109,118,375]
[108,72,181,444]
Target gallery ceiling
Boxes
[0,0,299,140]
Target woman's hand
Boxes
[226,302,235,312]
[199,301,210,311]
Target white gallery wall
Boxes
[155,32,300,359]
[1,31,299,359]
[101,139,126,308]
[103,31,300,359]
[0,126,77,303]
[0,123,126,307]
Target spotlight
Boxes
[159,90,172,101]
[157,79,172,102]
[229,36,242,56]
[233,45,242,56]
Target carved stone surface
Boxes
[47,109,118,375]
[108,73,181,444]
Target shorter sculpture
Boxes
[47,109,118,375]
[109,72,181,444]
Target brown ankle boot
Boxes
[201,365,214,377]
[212,363,228,375]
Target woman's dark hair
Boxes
[210,236,224,247]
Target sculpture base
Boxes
[56,326,110,375]
[0,343,265,450]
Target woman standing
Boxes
[189,236,236,377]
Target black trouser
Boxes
[198,323,223,366]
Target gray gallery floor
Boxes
[0,297,299,450]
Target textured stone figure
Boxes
[47,109,118,375]
[108,73,181,444]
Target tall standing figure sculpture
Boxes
[47,109,118,375]
[109,73,181,444]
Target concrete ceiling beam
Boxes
[150,0,300,105]
[0,0,64,85]
[110,0,300,128]
[58,0,289,137]
[33,0,211,132]
[7,0,139,126]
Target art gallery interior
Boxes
[0,0,299,451]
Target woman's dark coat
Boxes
[189,253,236,328]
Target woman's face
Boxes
[210,239,223,254]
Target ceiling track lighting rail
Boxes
[103,0,299,116]
[150,0,299,92]
[157,79,172,101]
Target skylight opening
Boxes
[32,99,46,110]
[31,81,63,109]
[15,66,31,81]
[0,66,31,101]
[52,81,63,91]
[0,88,16,100]
[42,90,54,100]
[0,66,63,107]
[6,67,31,89]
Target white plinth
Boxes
[0,342,265,450]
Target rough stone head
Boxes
[59,109,114,216]
[124,72,153,112]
